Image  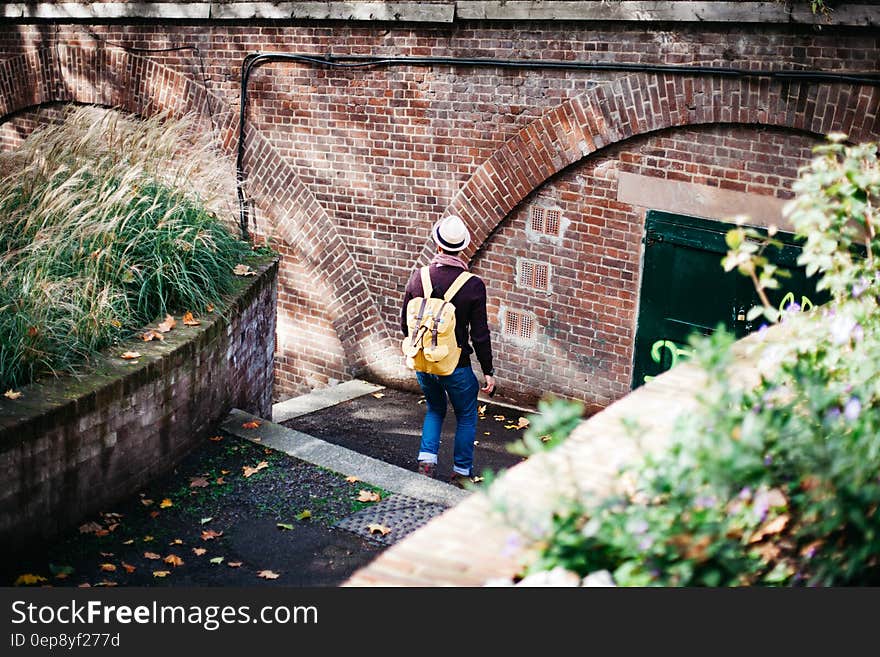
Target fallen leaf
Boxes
[233,264,257,276]
[516,417,530,429]
[15,574,48,586]
[78,583,91,588]
[49,564,74,578]
[215,477,226,485]
[96,581,118,587]
[754,542,781,563]
[157,314,176,333]
[749,514,790,544]
[345,476,361,483]
[357,490,381,503]
[367,524,391,536]
[149,511,159,519]
[141,330,164,342]
[122,563,136,574]
[242,421,261,429]
[4,389,22,400]
[192,548,207,556]
[152,571,170,578]
[208,435,223,442]
[220,470,230,475]
[123,539,134,545]
[169,539,183,545]
[182,311,201,326]
[55,573,69,580]
[201,530,223,541]
[504,424,517,429]
[296,510,312,521]
[478,404,487,415]
[277,523,294,531]
[164,555,184,567]
[140,498,154,506]
[120,351,141,360]
[79,521,103,534]
[539,434,552,443]
[189,477,209,488]
[159,498,173,509]
[242,461,269,478]
[483,431,491,436]
[106,523,119,533]
[371,392,385,399]
[257,570,280,580]
[143,552,161,560]
[143,535,154,542]
[209,557,224,565]
[493,415,506,421]
[95,529,110,536]
[206,304,215,313]
[99,551,114,557]
[228,562,243,568]
[200,517,213,525]
[473,476,485,483]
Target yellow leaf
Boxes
[233,264,257,276]
[206,304,215,313]
[228,562,243,568]
[483,431,491,436]
[189,477,209,488]
[209,435,223,442]
[201,530,223,541]
[242,461,269,478]
[142,329,164,342]
[473,476,485,483]
[504,424,517,429]
[169,539,183,545]
[493,415,506,421]
[345,476,361,483]
[152,571,171,578]
[749,514,790,544]
[242,421,261,429]
[215,477,226,485]
[367,524,392,536]
[156,314,176,333]
[221,469,230,475]
[122,563,136,574]
[120,351,141,360]
[4,389,22,400]
[123,539,134,545]
[159,498,173,509]
[140,498,153,506]
[182,311,201,326]
[143,552,161,560]
[357,490,381,503]
[14,574,47,586]
[478,405,487,415]
[257,570,280,580]
[371,392,385,399]
[516,417,530,429]
[99,563,116,572]
[192,548,207,556]
[164,555,184,567]
[143,535,154,542]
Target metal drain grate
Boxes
[334,495,448,546]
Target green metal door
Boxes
[631,211,827,388]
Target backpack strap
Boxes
[443,271,474,302]
[420,266,433,298]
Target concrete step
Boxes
[271,379,385,423]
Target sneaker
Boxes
[449,473,472,489]
[417,461,435,478]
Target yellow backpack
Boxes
[402,266,473,376]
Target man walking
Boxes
[401,215,496,488]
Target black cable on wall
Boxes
[236,52,880,240]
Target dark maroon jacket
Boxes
[401,264,494,375]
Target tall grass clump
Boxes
[0,107,253,390]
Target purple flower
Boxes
[764,454,773,466]
[852,277,870,298]
[754,499,769,522]
[738,487,752,500]
[694,494,717,509]
[830,314,859,345]
[628,518,649,535]
[784,301,801,313]
[501,533,523,558]
[638,537,653,551]
[825,406,842,422]
[844,397,862,421]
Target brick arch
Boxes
[0,45,400,379]
[424,73,880,266]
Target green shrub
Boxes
[504,136,880,586]
[0,108,254,390]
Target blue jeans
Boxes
[416,366,479,476]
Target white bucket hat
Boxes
[431,215,470,252]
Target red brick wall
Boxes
[0,21,877,408]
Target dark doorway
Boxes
[631,210,827,388]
